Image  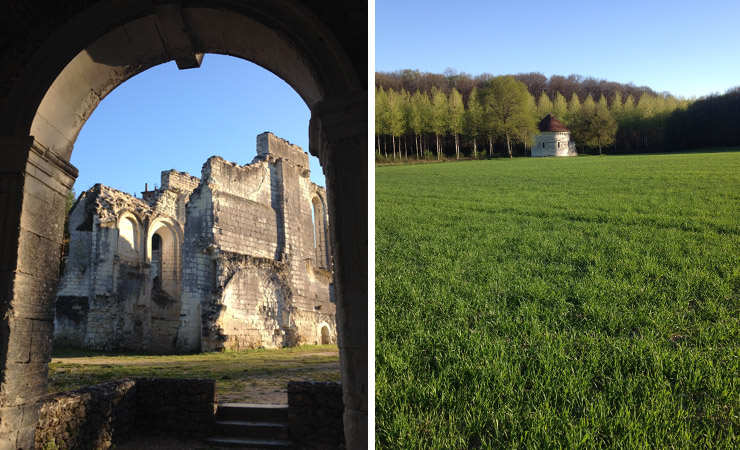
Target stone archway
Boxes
[0,1,367,448]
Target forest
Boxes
[375,69,740,159]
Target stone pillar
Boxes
[0,137,77,449]
[309,92,367,450]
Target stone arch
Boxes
[0,2,366,448]
[147,218,183,299]
[318,321,333,345]
[117,211,144,263]
[0,1,360,157]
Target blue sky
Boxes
[376,0,740,99]
[72,54,321,197]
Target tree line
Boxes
[376,69,665,109]
[376,74,692,160]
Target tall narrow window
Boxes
[118,215,140,262]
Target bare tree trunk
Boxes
[392,134,396,159]
[473,137,478,159]
[506,134,512,158]
[455,133,460,159]
[488,136,493,157]
[404,135,408,159]
[376,135,380,155]
[436,133,440,160]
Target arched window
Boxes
[321,325,331,345]
[118,214,141,262]
[148,220,182,299]
[151,233,162,289]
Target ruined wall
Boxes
[189,133,336,352]
[55,182,194,352]
[57,133,335,353]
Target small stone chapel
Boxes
[532,113,577,157]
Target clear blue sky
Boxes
[72,54,321,197]
[376,0,740,99]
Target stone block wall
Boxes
[135,378,217,436]
[35,379,137,450]
[35,378,217,450]
[256,132,309,168]
[202,156,280,260]
[288,381,345,450]
[161,170,200,192]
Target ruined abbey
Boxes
[55,132,336,353]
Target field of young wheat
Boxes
[376,150,740,449]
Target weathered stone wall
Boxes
[288,381,345,450]
[35,378,216,450]
[55,184,190,353]
[35,379,137,450]
[191,133,336,352]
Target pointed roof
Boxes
[538,114,570,132]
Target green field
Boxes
[376,151,740,449]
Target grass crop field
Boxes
[376,150,740,449]
[48,345,339,404]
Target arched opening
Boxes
[117,213,142,262]
[0,2,366,448]
[148,222,181,299]
[321,325,332,345]
[151,233,162,289]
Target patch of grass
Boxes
[376,151,740,449]
[48,345,340,402]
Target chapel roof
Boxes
[538,114,570,132]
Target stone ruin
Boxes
[55,132,336,353]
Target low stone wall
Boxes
[35,378,217,450]
[287,381,345,450]
[35,379,137,450]
[136,378,217,437]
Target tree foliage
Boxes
[480,76,537,158]
[374,68,739,160]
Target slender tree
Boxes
[565,92,581,127]
[552,92,568,121]
[407,90,425,159]
[573,94,618,154]
[386,88,405,159]
[429,87,449,159]
[448,88,465,159]
[465,87,484,158]
[375,87,388,156]
[536,91,553,119]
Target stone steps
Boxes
[204,403,292,449]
